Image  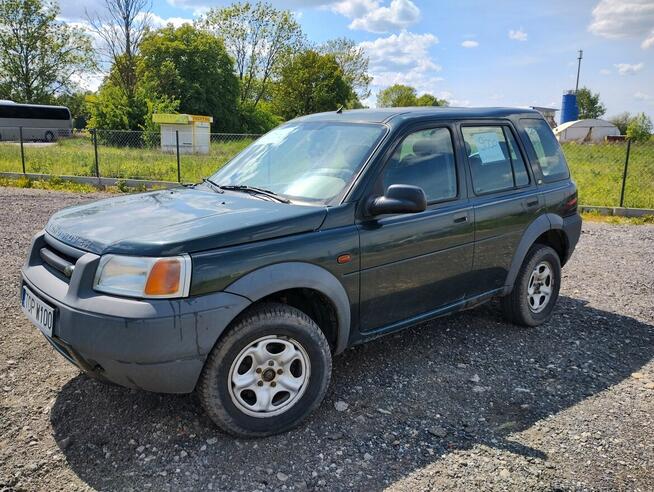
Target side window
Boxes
[521,118,570,182]
[505,128,530,187]
[381,127,457,203]
[462,126,530,194]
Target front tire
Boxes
[198,302,332,437]
[501,244,561,326]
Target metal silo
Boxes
[560,90,578,125]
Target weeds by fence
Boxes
[0,127,653,208]
[0,128,258,184]
[560,140,654,209]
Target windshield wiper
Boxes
[201,178,224,194]
[219,185,291,204]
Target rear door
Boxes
[357,123,475,333]
[460,121,543,295]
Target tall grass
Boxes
[0,133,254,183]
[562,141,654,209]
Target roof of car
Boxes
[295,107,542,124]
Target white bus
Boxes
[0,101,73,142]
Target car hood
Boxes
[45,187,328,256]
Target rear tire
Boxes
[198,302,332,437]
[44,131,55,142]
[501,244,561,326]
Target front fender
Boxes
[224,262,351,354]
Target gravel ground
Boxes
[1,187,653,491]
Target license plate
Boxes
[21,286,55,337]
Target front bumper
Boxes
[21,231,250,393]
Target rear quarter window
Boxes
[521,118,570,182]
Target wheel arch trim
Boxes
[223,262,351,354]
[503,213,565,294]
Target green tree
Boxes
[88,60,179,132]
[377,84,417,108]
[0,0,94,103]
[272,50,351,120]
[576,87,606,119]
[86,0,152,101]
[626,112,653,142]
[200,1,305,107]
[55,91,92,128]
[320,37,371,103]
[608,112,631,135]
[139,25,240,132]
[415,93,448,107]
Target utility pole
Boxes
[575,49,583,93]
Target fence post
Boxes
[176,130,181,183]
[19,126,26,174]
[619,138,632,208]
[92,129,100,183]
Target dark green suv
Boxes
[21,108,581,436]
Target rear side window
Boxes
[462,126,530,194]
[521,118,569,182]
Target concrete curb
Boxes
[579,205,654,218]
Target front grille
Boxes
[40,234,85,282]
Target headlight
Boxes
[94,254,191,298]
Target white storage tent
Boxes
[553,119,620,143]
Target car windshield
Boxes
[210,121,386,203]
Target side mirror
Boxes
[367,184,427,216]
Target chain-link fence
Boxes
[0,127,653,209]
[561,140,654,209]
[0,127,259,184]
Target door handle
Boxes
[525,199,539,208]
[453,213,468,223]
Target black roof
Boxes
[295,106,541,125]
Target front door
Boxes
[357,125,475,333]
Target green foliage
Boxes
[55,91,92,128]
[0,0,94,103]
[626,113,653,143]
[238,102,282,134]
[377,84,448,108]
[320,37,371,103]
[140,25,240,132]
[576,87,606,120]
[608,112,631,135]
[200,1,305,107]
[415,93,448,107]
[377,84,416,108]
[88,64,179,133]
[272,50,351,120]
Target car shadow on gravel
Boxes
[49,296,654,491]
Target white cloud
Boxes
[634,91,651,100]
[146,13,193,28]
[359,31,444,103]
[461,40,479,48]
[508,28,528,41]
[615,62,645,75]
[588,0,654,48]
[330,0,420,33]
[599,68,612,75]
[360,31,440,74]
[643,30,654,48]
